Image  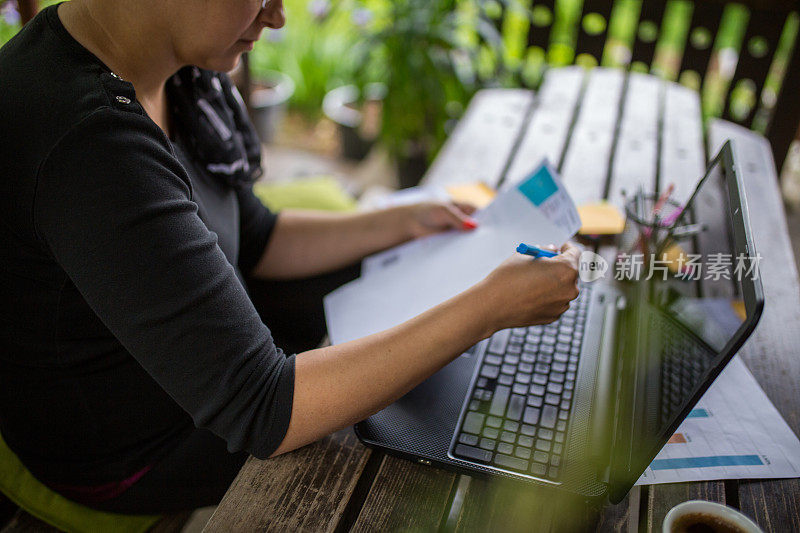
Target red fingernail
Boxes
[462,218,478,230]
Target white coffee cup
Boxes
[662,500,762,533]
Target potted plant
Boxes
[322,82,386,160]
[248,0,363,121]
[248,69,295,144]
[353,0,506,187]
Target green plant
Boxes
[0,0,66,47]
[249,0,365,119]
[0,0,22,46]
[355,0,506,162]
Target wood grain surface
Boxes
[206,429,370,531]
[560,68,626,205]
[421,89,535,190]
[502,67,586,188]
[349,456,457,532]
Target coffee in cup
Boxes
[662,500,762,533]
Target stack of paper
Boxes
[324,162,581,344]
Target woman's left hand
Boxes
[401,201,479,239]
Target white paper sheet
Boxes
[361,161,579,278]
[636,356,800,485]
[325,162,580,345]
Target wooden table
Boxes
[205,67,800,532]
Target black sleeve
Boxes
[236,184,278,276]
[34,107,294,459]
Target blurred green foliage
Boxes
[249,0,375,119]
[250,0,505,159]
[0,0,65,45]
[248,0,796,154]
[351,0,503,159]
[0,0,22,44]
[1,0,796,151]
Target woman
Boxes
[0,0,580,514]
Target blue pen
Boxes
[516,243,558,258]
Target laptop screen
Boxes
[664,163,748,336]
[649,154,749,430]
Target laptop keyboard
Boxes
[451,285,591,480]
[657,314,713,426]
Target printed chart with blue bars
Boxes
[637,357,800,485]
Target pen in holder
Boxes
[621,190,684,273]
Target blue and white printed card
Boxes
[516,161,581,237]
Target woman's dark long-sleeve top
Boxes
[0,5,294,487]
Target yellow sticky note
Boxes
[730,300,747,321]
[446,182,496,209]
[577,202,626,235]
[660,242,689,274]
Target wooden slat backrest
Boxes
[526,0,557,52]
[573,0,614,65]
[722,6,784,128]
[679,1,726,80]
[768,27,800,172]
[629,2,668,67]
[483,0,800,172]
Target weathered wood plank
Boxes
[149,511,193,533]
[708,119,800,532]
[502,67,586,188]
[607,72,662,207]
[422,89,535,189]
[560,68,626,206]
[349,456,456,532]
[591,487,641,533]
[660,82,706,203]
[738,479,800,533]
[205,429,370,532]
[645,482,726,532]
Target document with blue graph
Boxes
[636,356,800,485]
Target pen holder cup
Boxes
[621,192,684,267]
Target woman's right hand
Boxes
[478,242,582,332]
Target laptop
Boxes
[354,141,764,503]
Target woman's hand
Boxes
[477,242,582,332]
[399,201,479,239]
